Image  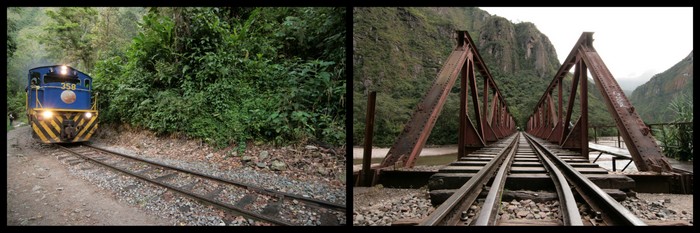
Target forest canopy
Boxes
[6,7,346,149]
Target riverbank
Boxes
[352,145,458,159]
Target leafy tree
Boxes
[41,7,98,72]
[6,7,31,119]
[92,7,144,60]
[7,8,19,63]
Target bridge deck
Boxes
[426,134,636,206]
[588,142,636,172]
[588,143,633,159]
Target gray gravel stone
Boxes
[507,205,517,213]
[270,160,287,171]
[353,188,432,226]
[516,210,529,218]
[258,151,269,160]
[620,196,692,224]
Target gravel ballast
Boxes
[353,186,693,226]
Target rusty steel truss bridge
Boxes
[356,31,691,226]
[365,31,672,177]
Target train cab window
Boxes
[85,79,91,90]
[30,72,41,86]
[44,74,80,84]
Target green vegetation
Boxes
[353,7,615,146]
[42,8,99,72]
[6,8,22,122]
[654,93,693,161]
[6,7,345,149]
[630,51,693,124]
[629,51,693,160]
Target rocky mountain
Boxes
[629,51,694,123]
[353,7,614,146]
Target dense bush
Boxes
[92,7,345,149]
[654,93,693,161]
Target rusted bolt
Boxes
[594,212,603,222]
[640,127,650,136]
[461,211,469,221]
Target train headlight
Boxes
[60,65,68,75]
[41,111,53,120]
[85,112,92,119]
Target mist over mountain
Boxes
[617,69,658,93]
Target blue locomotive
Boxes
[26,65,98,143]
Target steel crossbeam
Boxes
[379,30,516,168]
[526,32,671,172]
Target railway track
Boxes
[55,143,346,226]
[421,132,645,226]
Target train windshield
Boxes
[44,74,80,84]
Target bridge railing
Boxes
[591,122,693,147]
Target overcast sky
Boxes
[480,7,693,90]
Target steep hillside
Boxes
[630,51,694,123]
[353,7,614,146]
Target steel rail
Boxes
[57,144,296,226]
[524,133,646,226]
[83,143,346,211]
[473,133,520,225]
[524,134,583,226]
[420,134,518,226]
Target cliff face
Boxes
[629,51,693,123]
[478,16,518,73]
[516,22,560,78]
[477,19,560,78]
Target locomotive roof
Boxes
[29,65,92,79]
